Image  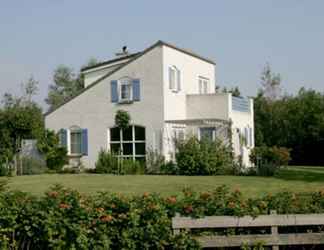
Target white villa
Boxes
[45,41,254,168]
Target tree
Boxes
[221,86,241,97]
[45,58,99,111]
[0,78,44,174]
[260,63,281,100]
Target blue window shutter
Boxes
[132,79,140,101]
[111,80,118,103]
[81,129,88,155]
[60,129,67,148]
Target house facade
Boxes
[45,41,254,168]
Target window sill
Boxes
[118,100,134,104]
[68,153,83,158]
[171,89,180,93]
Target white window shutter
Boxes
[177,69,181,91]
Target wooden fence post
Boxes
[270,210,279,250]
[173,213,180,235]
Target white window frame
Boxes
[198,76,210,94]
[169,66,181,92]
[108,125,146,161]
[118,78,133,102]
[69,126,82,156]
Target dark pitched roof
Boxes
[45,40,215,116]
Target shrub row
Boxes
[1,182,324,249]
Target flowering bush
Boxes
[0,183,324,249]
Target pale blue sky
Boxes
[1,1,323,108]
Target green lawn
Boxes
[2,166,324,197]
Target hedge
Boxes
[1,181,324,249]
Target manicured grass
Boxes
[1,166,324,197]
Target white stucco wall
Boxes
[45,46,164,168]
[162,45,216,121]
[186,93,229,120]
[229,97,254,166]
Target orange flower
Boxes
[100,215,113,222]
[166,196,177,204]
[228,202,236,209]
[111,203,116,209]
[48,191,58,198]
[320,189,324,197]
[59,203,71,209]
[96,207,105,213]
[143,192,150,198]
[200,192,211,200]
[259,201,267,209]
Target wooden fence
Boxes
[172,211,324,249]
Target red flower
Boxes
[184,205,193,214]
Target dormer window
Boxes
[169,66,181,92]
[119,78,132,102]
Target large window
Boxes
[109,125,146,161]
[199,77,210,94]
[70,129,82,154]
[119,78,132,102]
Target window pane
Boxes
[135,126,145,140]
[122,126,133,141]
[121,84,131,100]
[71,132,82,154]
[123,143,133,155]
[110,143,121,154]
[169,67,176,89]
[200,128,215,141]
[135,143,146,155]
[110,127,120,141]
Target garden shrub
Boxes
[160,161,178,175]
[21,156,47,175]
[1,183,324,249]
[175,136,234,175]
[95,150,145,175]
[250,146,291,176]
[0,184,324,249]
[95,150,119,174]
[119,159,145,175]
[37,129,68,171]
[145,149,165,174]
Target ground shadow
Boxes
[275,168,324,182]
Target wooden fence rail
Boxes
[172,211,324,249]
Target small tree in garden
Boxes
[115,110,131,130]
[37,129,68,171]
[175,136,234,175]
